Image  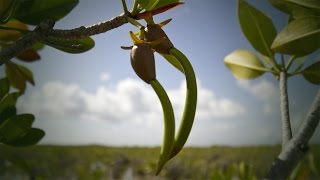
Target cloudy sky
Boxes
[6,0,320,146]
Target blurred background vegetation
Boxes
[0,145,319,180]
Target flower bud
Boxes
[130,43,156,83]
[144,24,174,54]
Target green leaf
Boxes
[301,61,320,84]
[224,49,267,80]
[268,0,320,19]
[5,128,44,147]
[139,0,180,11]
[0,92,20,115]
[0,0,21,24]
[0,114,34,142]
[153,0,180,10]
[5,61,35,92]
[15,0,79,25]
[44,36,95,54]
[0,78,9,100]
[271,17,320,56]
[238,0,277,57]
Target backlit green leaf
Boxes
[301,61,320,84]
[271,17,320,56]
[6,128,44,147]
[268,0,320,19]
[238,0,277,57]
[15,0,79,25]
[5,61,34,92]
[44,36,95,54]
[0,78,9,100]
[139,0,180,11]
[224,49,267,80]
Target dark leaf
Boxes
[5,61,35,92]
[301,61,320,84]
[15,0,79,25]
[0,92,20,115]
[16,48,41,62]
[0,78,9,100]
[271,17,320,56]
[6,128,44,147]
[0,114,34,142]
[0,0,21,24]
[238,0,277,57]
[44,36,95,54]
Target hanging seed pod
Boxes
[144,24,174,54]
[130,43,156,84]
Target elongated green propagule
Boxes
[151,79,175,175]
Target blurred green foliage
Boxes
[0,145,319,179]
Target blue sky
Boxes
[5,0,320,146]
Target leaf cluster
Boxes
[225,0,320,85]
[0,78,44,147]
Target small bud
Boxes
[130,43,156,83]
[144,24,173,54]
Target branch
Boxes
[0,19,55,66]
[47,14,128,39]
[279,71,292,148]
[265,89,320,179]
[0,14,128,66]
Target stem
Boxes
[265,90,320,179]
[262,56,280,73]
[131,0,140,15]
[169,48,197,159]
[121,0,130,15]
[150,80,175,175]
[285,56,296,71]
[279,71,292,148]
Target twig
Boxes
[0,14,128,66]
[279,71,292,148]
[0,19,55,66]
[47,14,128,39]
[265,90,320,179]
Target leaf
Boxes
[16,48,41,62]
[238,0,277,57]
[0,19,28,41]
[224,49,267,79]
[0,114,34,142]
[5,61,35,92]
[0,92,19,125]
[301,61,320,84]
[0,78,9,100]
[44,36,95,54]
[0,0,21,24]
[15,0,79,25]
[5,128,44,147]
[268,0,320,19]
[138,0,180,11]
[271,17,320,56]
[0,92,20,115]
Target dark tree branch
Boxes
[265,90,320,179]
[0,19,55,66]
[47,14,128,39]
[279,71,292,148]
[0,14,128,66]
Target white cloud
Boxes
[99,72,111,82]
[17,78,245,145]
[237,79,279,113]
